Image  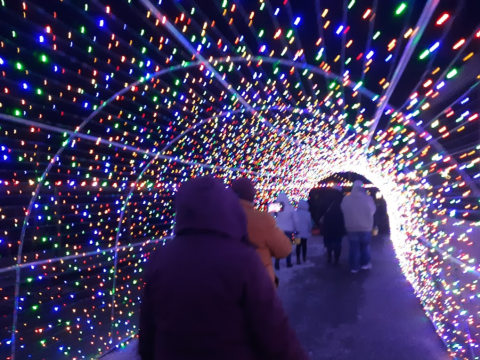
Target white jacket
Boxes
[274,193,295,232]
[294,201,312,239]
[340,187,376,232]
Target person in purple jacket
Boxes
[138,176,308,360]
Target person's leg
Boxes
[296,243,301,264]
[323,236,329,255]
[286,253,293,267]
[324,238,333,263]
[302,238,307,262]
[333,238,342,264]
[360,232,372,268]
[275,258,280,270]
[348,233,361,272]
[284,231,294,267]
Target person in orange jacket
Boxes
[232,178,292,286]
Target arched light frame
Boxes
[1,52,477,358]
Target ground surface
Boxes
[101,235,450,360]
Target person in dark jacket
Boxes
[138,176,308,360]
[321,185,346,265]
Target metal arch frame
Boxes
[366,0,440,145]
[5,47,345,352]
[0,113,271,176]
[108,103,343,335]
[235,56,480,197]
[5,52,479,357]
[7,52,289,355]
[189,114,345,178]
[8,62,198,358]
[107,106,278,340]
[8,50,479,285]
[3,0,476,356]
[139,0,306,149]
[110,99,349,271]
[8,50,393,287]
[109,102,346,263]
[7,58,249,357]
[110,102,332,260]
[1,0,470,356]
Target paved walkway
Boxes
[275,236,449,360]
[102,235,449,360]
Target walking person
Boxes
[293,200,312,264]
[139,177,309,360]
[274,192,295,270]
[231,178,292,287]
[341,180,376,273]
[321,185,346,266]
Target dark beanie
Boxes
[175,176,247,239]
[231,178,256,202]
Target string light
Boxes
[436,13,450,26]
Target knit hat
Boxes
[174,176,247,240]
[353,180,364,188]
[231,178,256,202]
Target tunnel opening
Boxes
[308,172,390,235]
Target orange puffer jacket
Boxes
[239,199,292,284]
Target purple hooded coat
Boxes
[139,177,308,360]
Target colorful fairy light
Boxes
[395,3,407,16]
[436,13,450,26]
[0,0,479,359]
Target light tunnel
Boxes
[0,0,479,359]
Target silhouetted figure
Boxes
[139,177,308,360]
[274,192,295,270]
[232,178,292,286]
[341,180,376,273]
[293,200,312,264]
[321,186,346,265]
